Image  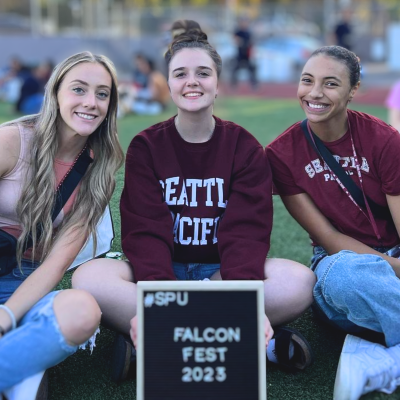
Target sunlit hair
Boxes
[310,45,361,88]
[165,24,222,77]
[170,20,201,39]
[2,51,124,265]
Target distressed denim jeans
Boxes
[311,246,400,347]
[0,262,96,391]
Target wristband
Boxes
[0,305,17,331]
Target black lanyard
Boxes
[301,119,388,242]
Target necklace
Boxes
[174,116,215,143]
[56,144,87,192]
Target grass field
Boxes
[1,98,397,400]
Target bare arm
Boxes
[386,194,400,240]
[0,125,89,335]
[282,193,400,277]
[0,125,21,178]
[0,224,87,334]
[388,108,400,133]
[0,126,21,336]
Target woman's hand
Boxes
[130,315,138,348]
[264,314,274,348]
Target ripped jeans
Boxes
[0,261,98,391]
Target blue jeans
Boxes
[310,246,400,347]
[0,261,82,390]
[172,262,220,281]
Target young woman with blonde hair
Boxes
[0,51,124,393]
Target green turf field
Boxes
[1,98,397,399]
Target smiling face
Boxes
[168,48,218,114]
[57,62,112,140]
[297,54,359,126]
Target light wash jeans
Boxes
[172,262,220,281]
[310,246,400,347]
[0,261,95,391]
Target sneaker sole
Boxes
[333,334,362,400]
[2,370,47,400]
[288,329,313,370]
[35,371,48,400]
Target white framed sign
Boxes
[136,280,266,400]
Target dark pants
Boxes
[231,58,257,87]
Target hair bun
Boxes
[171,28,208,47]
[185,28,208,41]
[171,19,202,38]
[170,19,207,42]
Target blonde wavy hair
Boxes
[3,51,124,264]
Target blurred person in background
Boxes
[267,45,400,400]
[15,60,55,115]
[0,51,124,398]
[0,57,30,104]
[131,53,150,90]
[333,8,353,50]
[231,17,257,89]
[386,80,400,132]
[73,21,315,384]
[119,54,169,116]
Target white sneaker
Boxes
[334,334,400,400]
[3,370,47,400]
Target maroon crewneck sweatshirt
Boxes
[120,116,272,281]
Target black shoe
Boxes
[272,326,313,372]
[110,333,137,383]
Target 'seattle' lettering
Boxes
[304,156,370,179]
[159,177,227,208]
[159,177,227,246]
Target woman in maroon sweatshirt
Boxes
[72,26,315,382]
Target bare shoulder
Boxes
[0,124,21,178]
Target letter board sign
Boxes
[136,281,266,400]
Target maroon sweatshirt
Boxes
[120,116,272,281]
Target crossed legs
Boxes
[72,257,315,332]
[72,259,136,335]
